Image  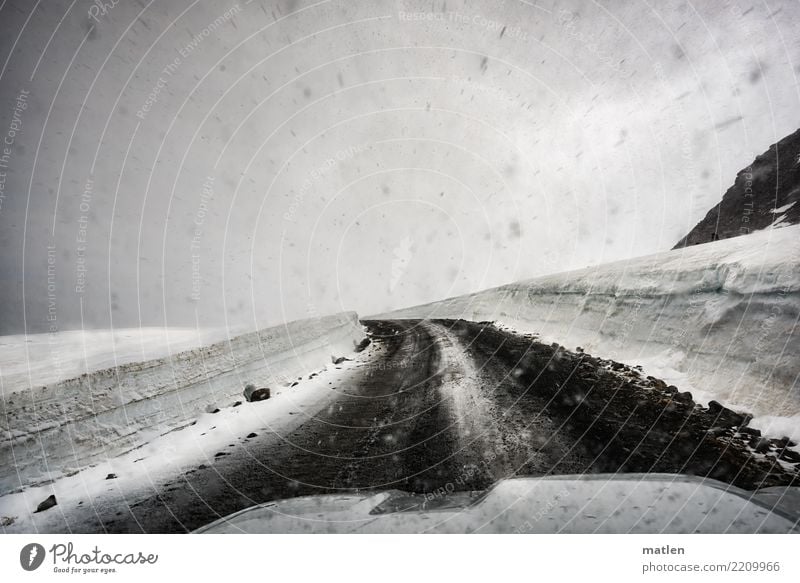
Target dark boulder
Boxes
[35,495,57,513]
[774,436,798,449]
[353,338,372,353]
[672,391,694,405]
[649,378,668,391]
[707,400,752,428]
[738,426,761,438]
[778,448,800,464]
[772,437,800,464]
[750,437,772,454]
[707,426,732,437]
[244,384,271,402]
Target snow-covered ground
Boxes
[378,225,800,441]
[0,312,365,494]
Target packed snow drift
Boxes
[378,225,800,440]
[0,312,365,493]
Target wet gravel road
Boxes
[84,319,588,532]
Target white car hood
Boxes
[195,474,800,534]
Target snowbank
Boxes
[0,312,365,493]
[0,327,247,397]
[379,226,800,436]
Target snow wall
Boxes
[0,312,364,492]
[380,227,800,430]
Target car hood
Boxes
[194,474,800,534]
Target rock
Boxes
[707,426,731,437]
[774,436,798,449]
[0,516,15,526]
[232,401,242,407]
[250,388,270,402]
[672,391,693,404]
[331,355,351,365]
[707,400,751,428]
[105,473,117,480]
[205,404,220,414]
[772,437,800,463]
[35,495,57,513]
[246,432,257,439]
[353,338,372,353]
[244,384,271,402]
[583,356,601,367]
[650,378,668,391]
[778,449,800,464]
[738,426,761,438]
[750,437,772,454]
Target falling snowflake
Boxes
[390,235,414,292]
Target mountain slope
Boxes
[674,128,800,247]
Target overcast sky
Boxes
[1,0,798,334]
